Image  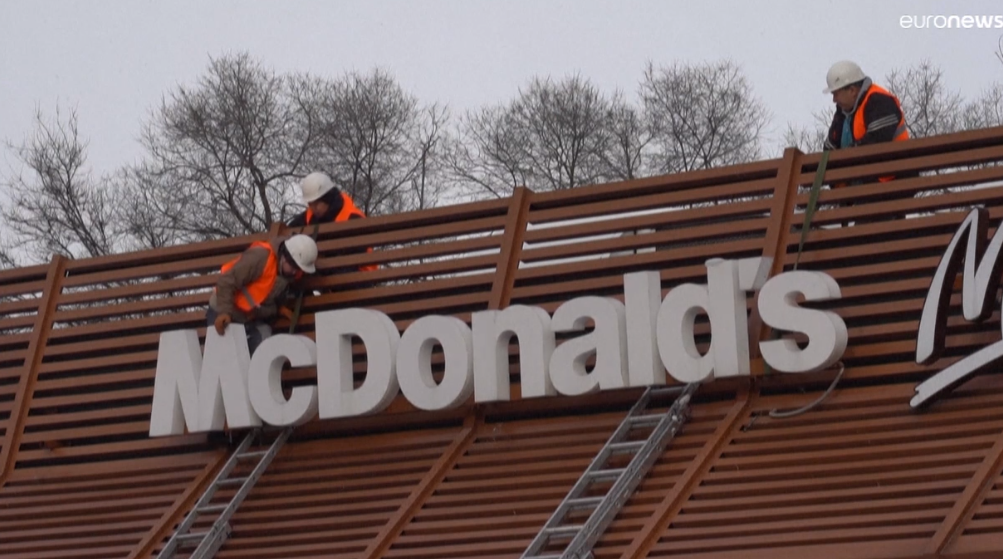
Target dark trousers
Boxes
[205,307,272,355]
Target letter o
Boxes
[397,316,474,410]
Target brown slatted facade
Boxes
[2,127,1003,558]
[0,263,50,480]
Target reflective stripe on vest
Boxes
[220,241,278,313]
[852,84,909,183]
[852,84,909,143]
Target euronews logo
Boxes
[900,15,1003,29]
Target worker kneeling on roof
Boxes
[288,171,377,273]
[206,234,318,353]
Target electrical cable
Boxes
[768,361,845,419]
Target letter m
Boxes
[917,208,1003,364]
[149,329,261,437]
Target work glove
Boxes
[214,313,232,335]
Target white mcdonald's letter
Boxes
[397,315,474,410]
[916,208,1003,364]
[549,296,628,396]
[316,308,400,419]
[912,208,1003,408]
[149,327,261,437]
[472,305,555,401]
[657,281,713,383]
[758,271,847,373]
[248,334,319,427]
[654,257,772,384]
[624,271,665,387]
[705,258,752,378]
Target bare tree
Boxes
[514,75,614,190]
[962,83,1003,130]
[781,109,833,154]
[406,103,450,212]
[1,107,120,263]
[445,105,532,199]
[109,165,189,251]
[601,92,652,181]
[886,60,963,138]
[305,69,448,216]
[641,60,770,173]
[0,228,18,269]
[135,52,315,241]
[447,74,623,198]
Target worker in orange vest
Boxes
[823,61,911,187]
[824,60,909,152]
[206,234,318,353]
[288,172,377,273]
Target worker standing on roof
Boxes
[288,172,377,273]
[823,61,909,154]
[822,61,911,194]
[206,234,318,353]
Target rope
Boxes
[757,151,843,419]
[764,150,832,379]
[287,222,321,334]
[794,149,830,271]
[768,362,845,419]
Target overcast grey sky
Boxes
[2,0,1002,177]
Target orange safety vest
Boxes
[305,191,366,224]
[219,241,278,313]
[305,191,377,272]
[853,84,909,183]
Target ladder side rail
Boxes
[521,387,658,558]
[157,430,257,559]
[188,523,230,559]
[190,427,292,559]
[561,383,699,559]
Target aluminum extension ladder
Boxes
[521,382,699,559]
[157,427,291,559]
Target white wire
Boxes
[768,362,846,419]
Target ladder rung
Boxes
[518,387,696,559]
[609,441,645,453]
[175,532,209,546]
[650,385,684,397]
[544,524,583,537]
[587,468,625,480]
[566,496,604,509]
[628,415,661,427]
[158,429,293,559]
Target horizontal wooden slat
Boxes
[0,279,46,299]
[0,127,1002,559]
[526,180,774,234]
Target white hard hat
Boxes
[823,61,867,94]
[282,234,318,274]
[300,172,336,204]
